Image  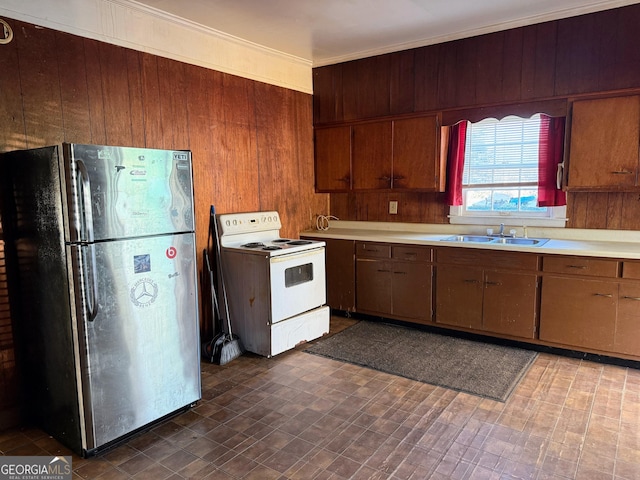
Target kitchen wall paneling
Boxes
[312,64,343,125]
[343,55,392,122]
[140,53,165,147]
[562,192,640,231]
[390,49,416,115]
[16,22,64,147]
[0,21,24,152]
[84,38,108,145]
[330,191,449,224]
[0,16,326,429]
[613,6,640,90]
[101,42,135,147]
[314,6,640,125]
[56,31,92,144]
[318,4,640,229]
[413,43,440,113]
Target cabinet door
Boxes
[616,284,640,356]
[315,126,352,192]
[482,271,538,339]
[392,116,440,190]
[352,121,393,190]
[356,258,392,315]
[539,275,616,351]
[435,266,483,329]
[391,262,432,323]
[325,239,356,312]
[568,95,640,189]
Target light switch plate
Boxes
[389,201,398,214]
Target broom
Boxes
[209,205,243,365]
[201,248,224,362]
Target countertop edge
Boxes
[301,224,640,260]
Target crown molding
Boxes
[0,0,313,93]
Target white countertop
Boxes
[302,221,640,260]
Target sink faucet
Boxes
[498,223,505,237]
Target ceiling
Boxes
[133,0,637,66]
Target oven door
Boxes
[269,247,326,323]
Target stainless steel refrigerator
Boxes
[0,143,201,457]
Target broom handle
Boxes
[204,250,221,323]
[211,206,234,337]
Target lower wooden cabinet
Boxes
[308,235,640,360]
[435,250,539,339]
[302,236,355,312]
[482,271,539,339]
[539,276,617,351]
[434,266,483,330]
[356,242,432,323]
[617,283,640,356]
[540,273,640,357]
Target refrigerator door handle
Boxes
[76,159,95,243]
[85,244,99,322]
[77,159,99,321]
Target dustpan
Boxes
[201,205,243,365]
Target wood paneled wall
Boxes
[315,4,640,230]
[0,17,328,427]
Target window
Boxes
[449,115,567,227]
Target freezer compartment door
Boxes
[65,144,194,242]
[75,232,201,450]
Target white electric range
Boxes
[217,211,330,357]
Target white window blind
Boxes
[462,114,544,214]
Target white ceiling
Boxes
[133,0,638,66]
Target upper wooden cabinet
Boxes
[352,121,393,190]
[393,116,441,190]
[315,115,441,192]
[567,95,640,190]
[314,126,352,192]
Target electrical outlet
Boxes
[389,201,398,215]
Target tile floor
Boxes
[1,316,639,479]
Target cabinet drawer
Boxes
[392,245,432,262]
[543,256,619,278]
[356,242,391,259]
[622,261,640,279]
[436,247,539,271]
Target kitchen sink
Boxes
[441,235,549,247]
[441,235,494,243]
[491,237,549,246]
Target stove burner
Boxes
[242,242,265,248]
[263,246,282,251]
[287,240,313,246]
[272,239,291,243]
